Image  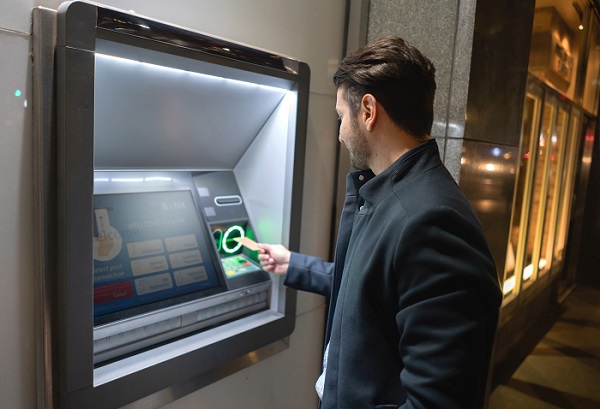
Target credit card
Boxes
[233,236,260,251]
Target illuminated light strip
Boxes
[523,264,534,281]
[111,177,144,183]
[144,177,173,182]
[222,225,244,254]
[502,276,516,295]
[95,53,287,94]
[94,176,173,183]
[538,258,547,270]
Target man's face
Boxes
[336,88,371,171]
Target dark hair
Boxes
[333,36,436,139]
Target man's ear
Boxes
[361,94,377,131]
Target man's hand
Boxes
[257,243,291,275]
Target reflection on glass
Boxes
[522,102,555,286]
[503,92,541,298]
[538,107,568,276]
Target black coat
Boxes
[285,140,502,409]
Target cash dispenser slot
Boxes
[93,282,269,363]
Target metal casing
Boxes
[36,1,309,407]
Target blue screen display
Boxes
[92,190,223,321]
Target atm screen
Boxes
[92,190,225,325]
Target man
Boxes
[258,36,502,409]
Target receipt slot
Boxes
[33,2,308,407]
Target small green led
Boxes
[14,90,22,97]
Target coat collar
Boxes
[357,139,442,208]
[345,169,375,198]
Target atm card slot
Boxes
[214,195,242,206]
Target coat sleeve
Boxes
[283,252,334,297]
[395,206,502,409]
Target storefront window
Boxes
[502,0,598,303]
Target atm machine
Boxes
[32,2,309,408]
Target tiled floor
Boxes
[488,285,600,409]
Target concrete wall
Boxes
[367,0,479,181]
[0,0,345,407]
[333,0,478,237]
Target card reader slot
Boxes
[214,195,242,206]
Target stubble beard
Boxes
[347,119,371,171]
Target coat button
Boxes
[359,174,364,181]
